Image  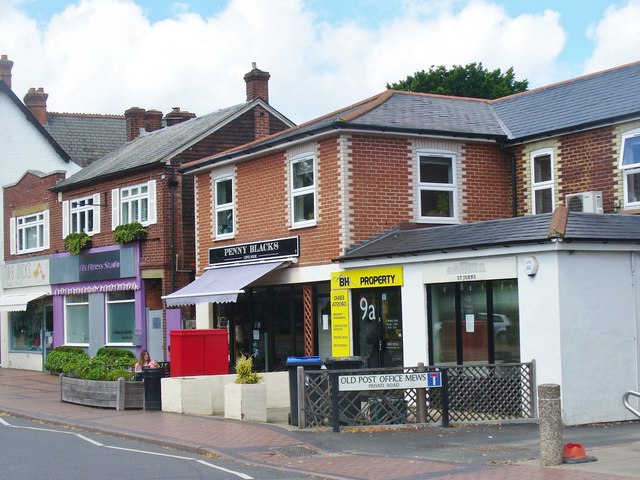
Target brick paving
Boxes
[1,368,638,480]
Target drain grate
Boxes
[271,445,319,458]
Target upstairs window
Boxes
[10,210,49,254]
[62,194,101,236]
[290,154,316,227]
[111,180,157,229]
[620,129,640,207]
[215,176,234,237]
[531,149,554,214]
[418,152,457,222]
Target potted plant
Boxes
[114,221,147,244]
[63,232,92,254]
[224,355,267,422]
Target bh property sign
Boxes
[338,371,442,391]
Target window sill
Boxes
[290,221,317,230]
[214,233,235,242]
[417,218,460,225]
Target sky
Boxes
[1,0,639,124]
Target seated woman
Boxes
[134,350,159,380]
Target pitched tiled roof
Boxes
[338,212,640,261]
[184,61,640,173]
[491,61,640,141]
[53,101,259,190]
[44,113,126,167]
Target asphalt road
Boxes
[0,415,324,480]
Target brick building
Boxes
[3,64,293,368]
[167,60,640,397]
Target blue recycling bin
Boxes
[285,356,323,426]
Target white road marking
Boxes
[1,417,254,479]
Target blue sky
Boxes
[2,0,639,123]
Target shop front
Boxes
[165,236,326,372]
[50,245,144,356]
[330,266,404,368]
[0,258,52,371]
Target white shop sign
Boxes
[338,372,442,391]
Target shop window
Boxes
[215,176,234,237]
[62,194,101,236]
[418,152,457,222]
[531,149,554,214]
[65,294,89,345]
[290,154,316,227]
[428,279,520,365]
[111,180,157,229]
[10,310,41,351]
[106,290,136,344]
[620,129,640,208]
[10,210,49,254]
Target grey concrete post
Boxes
[296,366,306,428]
[416,362,427,423]
[538,383,563,466]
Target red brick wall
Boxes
[461,143,513,221]
[4,171,65,259]
[347,135,413,246]
[558,126,616,212]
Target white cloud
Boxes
[584,0,640,74]
[1,0,569,124]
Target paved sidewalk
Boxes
[1,368,639,480]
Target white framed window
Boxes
[62,194,101,237]
[10,210,49,254]
[65,294,89,345]
[290,154,316,227]
[215,176,234,237]
[531,148,554,214]
[111,180,156,229]
[418,152,457,222]
[106,290,136,345]
[620,129,640,208]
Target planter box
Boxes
[60,375,144,410]
[224,383,267,422]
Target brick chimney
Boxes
[24,87,48,124]
[125,107,146,141]
[145,109,163,133]
[164,107,196,127]
[244,62,270,103]
[0,54,13,89]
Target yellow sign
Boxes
[330,289,350,357]
[330,266,403,290]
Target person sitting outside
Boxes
[134,350,159,380]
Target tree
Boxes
[387,62,528,99]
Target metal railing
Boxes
[622,390,640,418]
[301,362,536,430]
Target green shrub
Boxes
[114,222,147,244]
[234,355,262,384]
[96,347,135,367]
[63,232,92,254]
[45,347,89,374]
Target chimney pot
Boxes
[164,107,196,126]
[24,86,49,124]
[125,107,146,141]
[0,54,14,89]
[244,63,270,103]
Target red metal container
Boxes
[170,329,228,376]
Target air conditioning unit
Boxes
[565,191,603,214]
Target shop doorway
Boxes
[427,279,520,365]
[352,287,403,368]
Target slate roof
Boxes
[44,113,126,167]
[0,80,71,164]
[53,101,264,190]
[183,61,640,173]
[491,61,640,141]
[338,212,640,261]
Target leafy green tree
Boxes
[387,62,528,99]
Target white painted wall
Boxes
[0,90,81,370]
[557,251,638,424]
[401,265,429,366]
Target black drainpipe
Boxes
[168,173,179,292]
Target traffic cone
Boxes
[562,443,597,464]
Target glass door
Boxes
[353,287,403,368]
